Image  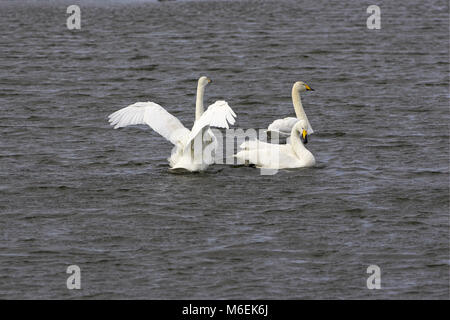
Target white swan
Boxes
[235,120,315,169]
[267,81,314,138]
[108,76,236,172]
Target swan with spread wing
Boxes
[108,76,236,172]
[267,81,314,138]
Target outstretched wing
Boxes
[108,101,190,145]
[184,100,236,147]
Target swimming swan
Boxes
[108,76,236,172]
[267,81,314,138]
[235,120,315,169]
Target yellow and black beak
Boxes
[304,83,314,91]
[207,78,212,83]
[301,129,308,144]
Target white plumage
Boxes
[108,76,236,172]
[235,120,315,169]
[109,101,190,145]
[186,100,236,148]
[267,81,314,137]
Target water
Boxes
[0,0,448,299]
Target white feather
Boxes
[267,117,314,136]
[266,81,314,137]
[108,101,190,146]
[186,100,236,148]
[235,120,315,169]
[108,81,237,172]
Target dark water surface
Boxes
[0,0,449,299]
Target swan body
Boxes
[267,81,314,137]
[108,76,236,172]
[235,120,315,169]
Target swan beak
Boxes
[207,78,212,83]
[301,129,308,144]
[305,84,314,91]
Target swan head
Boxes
[294,120,309,144]
[198,76,212,88]
[293,81,314,92]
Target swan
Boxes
[108,76,236,172]
[266,81,314,138]
[235,120,315,169]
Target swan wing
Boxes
[185,100,236,147]
[108,101,190,145]
[267,117,314,135]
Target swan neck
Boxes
[292,87,307,120]
[290,125,306,158]
[195,84,205,121]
